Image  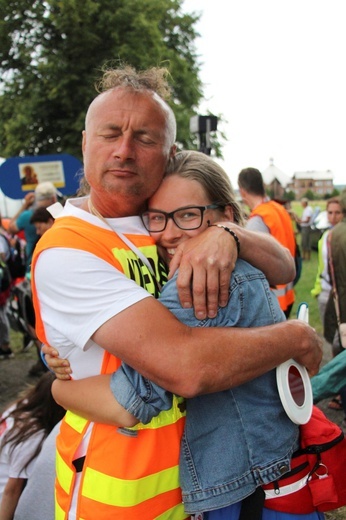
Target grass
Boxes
[290,199,325,332]
[291,248,321,331]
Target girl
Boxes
[51,151,323,520]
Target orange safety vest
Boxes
[31,215,188,520]
[250,201,296,312]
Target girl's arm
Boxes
[52,375,138,427]
[0,477,26,520]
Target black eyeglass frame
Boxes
[141,204,223,232]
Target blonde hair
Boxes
[166,151,244,226]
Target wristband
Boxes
[208,224,240,256]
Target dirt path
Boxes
[0,331,41,413]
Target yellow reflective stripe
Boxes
[64,410,88,433]
[155,502,188,520]
[127,395,186,431]
[56,449,74,495]
[55,497,65,520]
[82,464,180,507]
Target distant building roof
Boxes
[262,158,291,188]
[292,170,333,181]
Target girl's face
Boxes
[327,202,343,227]
[147,175,234,264]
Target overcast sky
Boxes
[182,0,346,187]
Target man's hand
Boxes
[23,192,35,208]
[8,192,36,234]
[41,344,72,380]
[168,224,238,320]
[288,320,323,377]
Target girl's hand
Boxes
[41,344,72,380]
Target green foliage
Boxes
[303,189,315,200]
[284,190,296,201]
[266,188,274,199]
[324,188,340,199]
[0,0,204,159]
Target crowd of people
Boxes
[0,181,58,374]
[0,63,344,520]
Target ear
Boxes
[82,130,86,155]
[238,186,245,198]
[223,204,234,222]
[169,144,177,158]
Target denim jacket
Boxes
[111,259,299,514]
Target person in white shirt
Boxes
[0,373,65,519]
[294,198,314,260]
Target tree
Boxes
[303,190,315,201]
[0,0,203,159]
[284,190,296,201]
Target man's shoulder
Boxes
[332,221,346,243]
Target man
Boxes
[295,197,314,260]
[30,207,55,237]
[33,65,322,520]
[324,189,346,425]
[8,181,59,353]
[238,167,296,318]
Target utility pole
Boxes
[190,115,218,155]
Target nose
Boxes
[113,134,135,162]
[160,217,184,243]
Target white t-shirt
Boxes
[14,422,61,520]
[0,405,45,502]
[34,197,153,379]
[301,205,313,227]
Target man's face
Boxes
[34,221,54,236]
[327,201,343,227]
[82,88,174,215]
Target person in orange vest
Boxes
[33,65,322,520]
[238,167,296,318]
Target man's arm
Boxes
[169,223,295,319]
[44,297,322,398]
[8,193,35,234]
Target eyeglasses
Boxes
[141,204,223,232]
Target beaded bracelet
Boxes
[208,224,240,256]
